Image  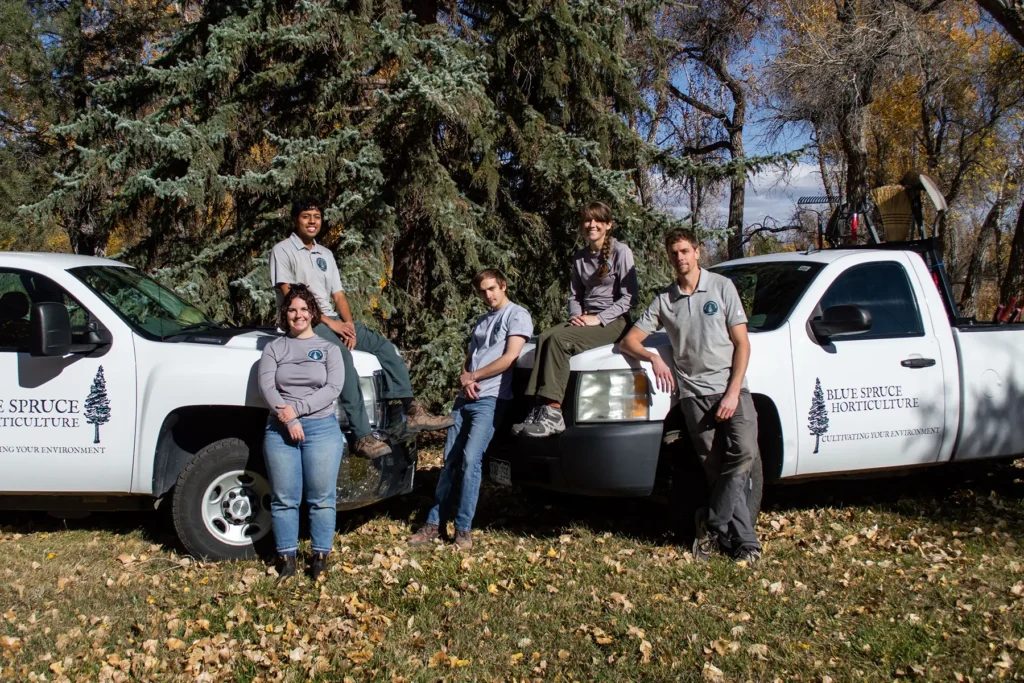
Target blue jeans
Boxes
[263,416,344,555]
[426,397,504,532]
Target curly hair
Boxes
[278,284,323,332]
[290,197,324,220]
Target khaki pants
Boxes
[525,317,629,403]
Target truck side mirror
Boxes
[810,304,872,343]
[30,302,72,357]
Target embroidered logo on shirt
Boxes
[316,257,328,272]
[703,301,719,316]
[307,349,324,361]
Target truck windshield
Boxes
[711,261,824,331]
[69,265,220,340]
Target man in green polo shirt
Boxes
[620,228,761,564]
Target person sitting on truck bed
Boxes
[511,200,639,437]
[270,198,454,459]
[258,285,346,582]
[408,269,533,551]
[620,228,762,565]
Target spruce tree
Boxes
[85,365,111,444]
[808,377,828,454]
[37,0,771,405]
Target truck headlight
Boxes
[576,370,650,422]
[360,376,378,427]
[334,375,379,427]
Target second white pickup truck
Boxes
[489,239,1024,529]
[0,253,417,560]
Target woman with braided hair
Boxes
[513,201,639,437]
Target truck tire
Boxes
[670,441,764,544]
[171,438,274,561]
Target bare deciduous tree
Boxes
[767,0,934,211]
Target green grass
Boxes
[2,452,1024,681]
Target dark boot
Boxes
[310,552,329,582]
[276,554,297,581]
[454,529,473,551]
[405,400,455,432]
[407,523,440,546]
[353,434,391,459]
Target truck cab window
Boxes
[0,269,90,351]
[712,262,824,331]
[817,261,924,339]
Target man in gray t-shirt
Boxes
[408,269,533,551]
[621,228,761,565]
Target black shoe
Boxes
[276,554,297,581]
[733,546,762,565]
[310,552,329,582]
[692,508,717,561]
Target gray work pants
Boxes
[679,390,760,551]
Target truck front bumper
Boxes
[488,421,663,497]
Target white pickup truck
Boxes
[0,253,417,560]
[490,239,1024,529]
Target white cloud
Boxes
[742,162,825,226]
[653,162,826,230]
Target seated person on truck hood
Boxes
[512,200,639,438]
[269,197,454,459]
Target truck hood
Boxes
[516,331,673,372]
[148,328,384,377]
[514,328,790,398]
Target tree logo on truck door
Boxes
[84,366,111,444]
[808,377,829,453]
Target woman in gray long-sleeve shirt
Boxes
[514,201,639,437]
[258,284,345,581]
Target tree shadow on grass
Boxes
[763,458,1024,533]
[5,457,1022,556]
[0,508,176,548]
[364,454,1024,546]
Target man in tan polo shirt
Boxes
[620,228,761,564]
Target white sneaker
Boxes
[521,406,566,437]
[511,406,542,436]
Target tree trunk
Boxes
[1000,196,1024,303]
[839,104,869,215]
[812,122,837,207]
[403,0,439,24]
[726,125,745,259]
[960,192,1008,319]
[975,0,1024,47]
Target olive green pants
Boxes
[525,317,629,403]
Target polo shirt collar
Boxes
[288,232,321,252]
[669,268,707,301]
[695,268,708,292]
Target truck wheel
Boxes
[171,438,274,561]
[670,444,764,544]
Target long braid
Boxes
[596,235,613,279]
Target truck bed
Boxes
[952,325,1024,461]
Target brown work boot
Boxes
[454,529,473,551]
[405,400,455,432]
[353,434,391,459]
[407,523,440,546]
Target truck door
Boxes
[792,259,946,475]
[0,268,137,492]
